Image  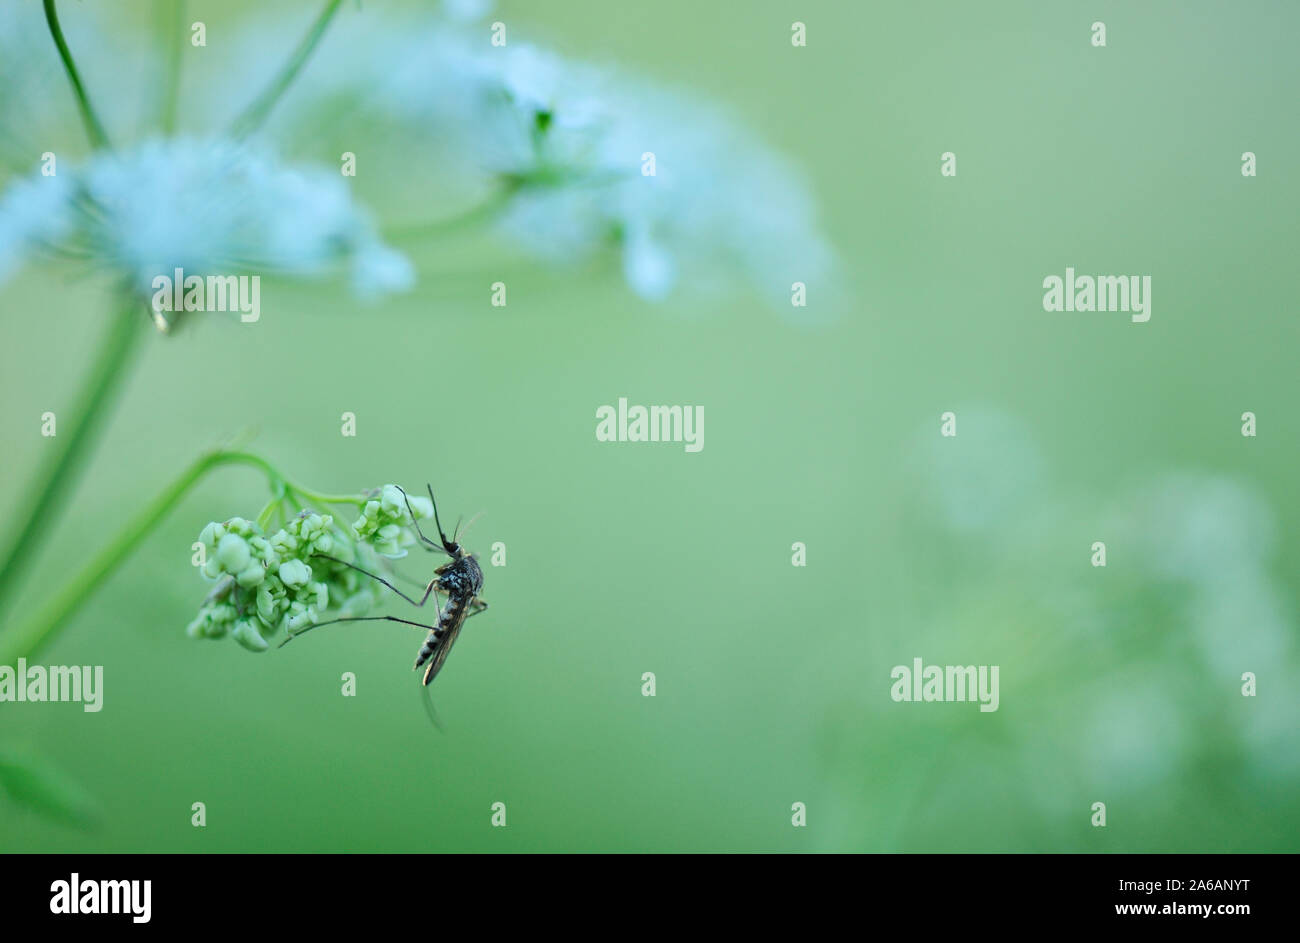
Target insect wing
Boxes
[421,609,468,686]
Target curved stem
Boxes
[385,182,522,245]
[386,192,518,243]
[287,486,366,507]
[0,450,284,666]
[383,168,629,246]
[42,0,111,150]
[229,0,345,139]
[255,484,288,530]
[0,303,145,624]
[0,431,379,666]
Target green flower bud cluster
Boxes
[188,488,417,652]
[187,514,334,651]
[351,484,434,558]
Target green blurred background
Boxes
[1,0,1297,852]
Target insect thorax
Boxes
[440,554,483,597]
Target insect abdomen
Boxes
[413,596,467,670]
[414,630,440,670]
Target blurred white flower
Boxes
[907,414,1299,794]
[913,406,1046,537]
[441,0,495,23]
[10,2,834,312]
[206,7,837,311]
[1126,473,1293,681]
[481,44,837,308]
[1080,675,1189,790]
[0,173,75,284]
[1132,473,1277,584]
[621,222,678,302]
[0,138,413,302]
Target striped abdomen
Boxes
[413,594,470,671]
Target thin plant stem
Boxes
[0,303,145,625]
[157,0,186,134]
[256,485,287,530]
[42,0,111,150]
[385,182,523,244]
[0,450,283,666]
[0,448,375,665]
[289,487,366,507]
[228,0,346,139]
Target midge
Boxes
[280,485,487,686]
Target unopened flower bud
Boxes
[278,557,312,588]
[216,533,252,573]
[232,619,269,652]
[235,563,266,588]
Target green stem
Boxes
[385,182,523,244]
[0,450,283,667]
[157,0,186,135]
[255,485,287,530]
[228,0,346,139]
[0,303,145,625]
[0,433,377,666]
[287,486,366,507]
[42,0,111,150]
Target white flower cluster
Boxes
[189,514,339,651]
[187,483,437,651]
[2,0,833,313]
[209,3,835,309]
[352,485,435,558]
[0,137,413,302]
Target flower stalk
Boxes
[42,0,111,149]
[0,449,373,667]
[157,0,187,134]
[0,302,146,628]
[229,0,346,139]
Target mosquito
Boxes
[279,485,488,688]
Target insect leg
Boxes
[466,598,488,619]
[313,553,440,608]
[395,485,448,555]
[277,614,439,647]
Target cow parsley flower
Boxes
[0,2,413,328]
[491,60,837,308]
[0,173,76,285]
[0,137,413,315]
[207,6,836,311]
[188,484,429,652]
[352,485,435,559]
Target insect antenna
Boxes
[455,511,484,542]
[426,483,457,551]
